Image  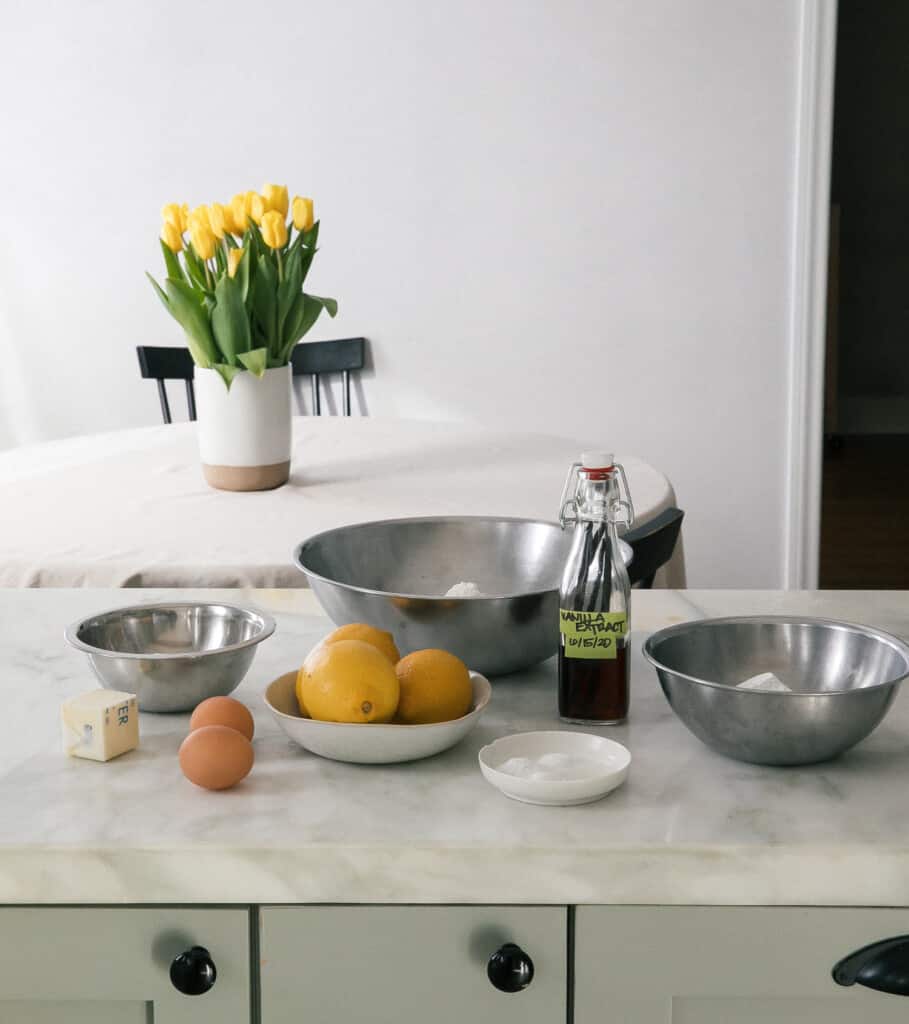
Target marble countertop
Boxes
[2,587,909,906]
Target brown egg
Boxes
[189,696,255,740]
[179,725,254,791]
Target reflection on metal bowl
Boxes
[65,602,275,712]
[644,616,909,765]
[294,516,633,676]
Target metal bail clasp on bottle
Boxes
[558,459,635,531]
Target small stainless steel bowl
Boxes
[65,602,275,712]
[294,516,632,676]
[644,616,909,766]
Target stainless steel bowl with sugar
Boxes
[644,616,909,766]
[65,602,275,712]
[294,516,632,676]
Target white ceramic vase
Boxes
[194,364,292,491]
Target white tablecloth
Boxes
[0,418,685,588]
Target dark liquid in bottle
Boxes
[558,642,629,724]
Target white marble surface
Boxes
[1,587,908,906]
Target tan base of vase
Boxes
[203,461,290,492]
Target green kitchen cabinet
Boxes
[0,908,250,1024]
[259,905,567,1024]
[7,903,909,1023]
[575,907,909,1023]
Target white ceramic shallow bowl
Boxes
[264,670,491,764]
[478,730,631,806]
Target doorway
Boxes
[819,0,909,588]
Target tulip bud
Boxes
[260,210,288,249]
[189,219,217,261]
[226,193,248,235]
[247,192,266,225]
[208,203,227,240]
[162,203,189,232]
[161,220,184,253]
[292,196,314,232]
[262,183,289,218]
[227,247,245,279]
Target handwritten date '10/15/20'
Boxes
[559,610,628,661]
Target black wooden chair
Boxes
[624,507,685,589]
[291,337,365,416]
[136,346,196,424]
[137,337,366,423]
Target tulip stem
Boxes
[276,249,284,282]
[204,263,214,291]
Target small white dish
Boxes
[478,730,630,806]
[265,670,491,764]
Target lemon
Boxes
[300,639,400,724]
[322,623,400,664]
[395,649,472,725]
[294,667,310,718]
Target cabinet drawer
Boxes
[260,905,566,1024]
[0,907,250,1024]
[576,907,909,1023]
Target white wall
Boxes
[0,0,802,587]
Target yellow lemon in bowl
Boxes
[299,639,400,724]
[321,623,400,664]
[395,649,472,724]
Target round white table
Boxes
[0,418,685,588]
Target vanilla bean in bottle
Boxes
[557,452,634,724]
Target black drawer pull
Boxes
[833,935,909,996]
[487,942,534,993]
[170,946,217,995]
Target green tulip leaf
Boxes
[212,362,241,390]
[277,291,337,364]
[211,273,251,365]
[298,246,318,286]
[237,346,269,378]
[182,246,210,293]
[276,248,304,343]
[279,293,308,360]
[230,248,250,304]
[305,293,338,318]
[288,221,319,283]
[302,221,320,249]
[252,254,278,356]
[159,239,185,283]
[146,271,170,310]
[164,277,217,368]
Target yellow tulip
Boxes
[247,192,266,225]
[260,210,288,249]
[161,220,183,253]
[262,183,289,218]
[292,196,314,232]
[227,247,245,278]
[162,202,188,232]
[189,219,217,261]
[226,193,248,234]
[188,205,210,231]
[208,202,227,240]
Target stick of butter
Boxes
[61,690,139,762]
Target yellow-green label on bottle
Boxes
[559,609,628,660]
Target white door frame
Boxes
[783,0,838,589]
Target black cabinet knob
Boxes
[487,942,534,993]
[833,935,909,996]
[170,946,217,996]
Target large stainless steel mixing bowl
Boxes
[65,602,275,712]
[644,616,909,765]
[294,516,631,676]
